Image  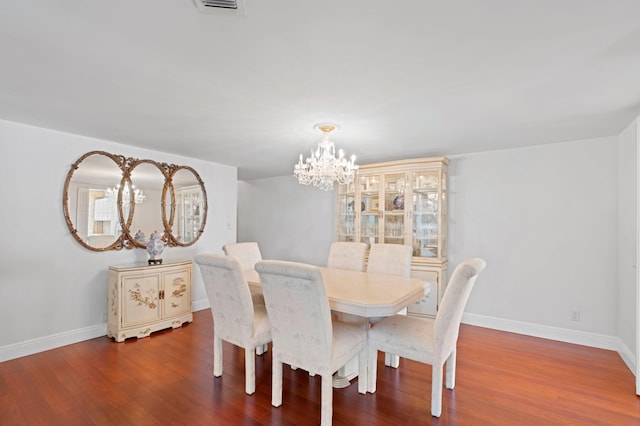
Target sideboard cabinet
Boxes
[107,260,193,342]
[336,157,448,317]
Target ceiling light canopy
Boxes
[293,124,358,191]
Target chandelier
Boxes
[293,124,358,191]
[106,182,146,204]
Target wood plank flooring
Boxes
[1,310,639,425]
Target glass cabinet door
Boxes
[411,172,441,257]
[382,173,407,244]
[336,182,356,242]
[359,175,380,245]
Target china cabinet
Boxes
[107,260,193,342]
[336,157,448,317]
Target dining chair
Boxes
[366,243,412,277]
[327,241,369,380]
[222,242,263,271]
[255,260,368,426]
[327,241,368,271]
[367,258,487,417]
[366,243,413,367]
[193,254,272,395]
[222,242,266,313]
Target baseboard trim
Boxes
[192,298,210,312]
[1,304,634,374]
[0,299,212,363]
[462,312,619,349]
[0,323,107,363]
[617,339,637,376]
[462,312,636,375]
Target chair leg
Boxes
[445,348,456,389]
[384,352,400,368]
[213,336,223,377]
[272,358,283,407]
[383,309,405,368]
[245,347,255,395]
[357,348,367,394]
[367,344,378,393]
[431,364,443,417]
[321,374,333,426]
[256,343,268,356]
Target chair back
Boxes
[194,254,256,345]
[327,242,368,271]
[255,260,333,369]
[222,242,263,271]
[367,243,412,277]
[433,258,487,360]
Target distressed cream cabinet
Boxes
[336,157,448,317]
[107,260,193,342]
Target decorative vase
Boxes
[146,231,164,265]
[134,230,146,244]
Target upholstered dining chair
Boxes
[193,254,272,395]
[367,258,487,417]
[366,243,413,367]
[255,260,368,426]
[366,243,412,277]
[327,241,368,271]
[222,242,263,271]
[222,241,266,309]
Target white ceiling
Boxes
[2,1,640,180]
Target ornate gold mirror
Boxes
[167,166,208,246]
[63,151,208,251]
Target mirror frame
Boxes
[63,150,208,251]
[165,165,209,247]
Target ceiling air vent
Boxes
[193,0,246,15]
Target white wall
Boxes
[0,119,237,360]
[618,118,638,371]
[448,138,618,337]
[239,136,624,350]
[238,176,335,265]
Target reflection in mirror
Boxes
[170,167,207,245]
[128,161,166,247]
[64,152,125,250]
[119,177,133,233]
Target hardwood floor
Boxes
[1,310,638,425]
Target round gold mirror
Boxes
[63,151,127,251]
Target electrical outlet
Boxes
[570,310,580,321]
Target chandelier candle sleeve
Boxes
[293,124,358,191]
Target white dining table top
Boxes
[244,266,428,318]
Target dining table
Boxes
[243,266,429,388]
